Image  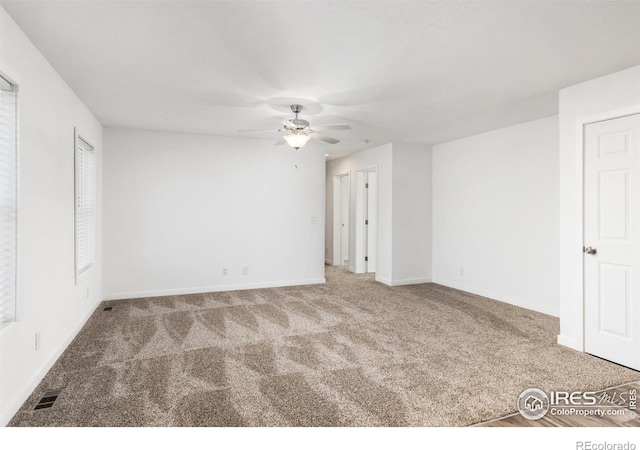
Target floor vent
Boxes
[34,390,62,411]
[34,403,54,410]
[103,306,113,311]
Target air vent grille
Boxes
[34,403,54,410]
[34,389,62,411]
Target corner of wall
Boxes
[390,141,433,284]
[557,334,583,352]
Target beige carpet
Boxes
[9,266,639,426]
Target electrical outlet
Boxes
[459,267,465,276]
[222,268,228,276]
[86,286,90,299]
[35,331,41,351]
[310,216,319,225]
[242,267,249,276]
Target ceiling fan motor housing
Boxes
[287,118,310,129]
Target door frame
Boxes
[355,167,377,274]
[332,172,350,266]
[576,105,640,352]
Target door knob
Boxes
[583,246,597,255]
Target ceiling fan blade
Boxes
[310,124,351,131]
[274,138,286,146]
[311,134,340,145]
[237,128,282,132]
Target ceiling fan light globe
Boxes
[283,133,310,149]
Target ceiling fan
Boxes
[239,105,351,149]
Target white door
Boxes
[355,169,377,274]
[584,113,640,370]
[340,175,350,265]
[355,171,366,273]
[366,171,377,273]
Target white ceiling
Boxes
[3,1,640,159]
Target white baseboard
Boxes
[557,334,583,351]
[390,277,432,286]
[375,276,432,286]
[0,299,100,426]
[433,278,559,317]
[103,278,327,301]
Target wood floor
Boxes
[477,381,640,427]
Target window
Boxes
[0,74,17,323]
[75,132,95,278]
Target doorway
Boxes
[355,168,377,274]
[332,173,350,266]
[583,113,640,371]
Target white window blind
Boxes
[0,74,17,323]
[75,135,95,277]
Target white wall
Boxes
[558,65,640,350]
[325,144,393,282]
[325,142,432,286]
[391,143,432,285]
[433,116,559,316]
[103,128,325,299]
[0,6,103,425]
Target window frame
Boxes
[74,129,96,282]
[0,71,19,326]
